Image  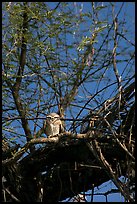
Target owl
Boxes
[43,113,64,138]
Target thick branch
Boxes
[13,3,28,92]
[11,3,33,145]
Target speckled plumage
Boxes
[44,113,63,137]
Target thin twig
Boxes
[86,140,134,202]
[103,117,135,161]
[3,187,20,202]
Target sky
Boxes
[2,2,135,202]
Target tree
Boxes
[2,2,135,202]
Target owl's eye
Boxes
[47,116,54,120]
[47,116,52,119]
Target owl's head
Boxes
[46,113,60,121]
